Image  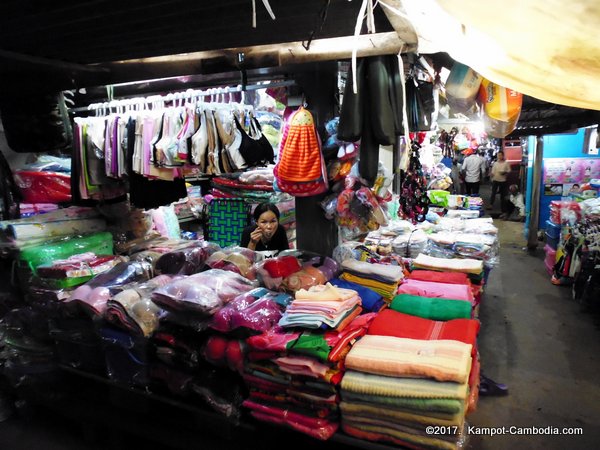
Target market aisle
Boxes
[469,220,600,449]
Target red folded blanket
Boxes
[408,270,469,285]
[368,309,479,352]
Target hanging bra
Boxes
[191,109,208,170]
[234,116,275,167]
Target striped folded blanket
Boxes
[345,335,472,383]
[341,370,469,400]
[413,254,483,275]
[341,391,464,419]
[340,401,465,427]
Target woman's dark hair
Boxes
[253,202,280,222]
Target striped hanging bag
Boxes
[273,107,328,196]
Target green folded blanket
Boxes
[342,391,464,418]
[391,294,471,321]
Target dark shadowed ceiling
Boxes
[0,0,598,134]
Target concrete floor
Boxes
[468,219,600,449]
[2,202,600,449]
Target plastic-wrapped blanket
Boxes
[210,288,283,333]
[206,246,261,280]
[66,261,153,315]
[243,399,338,440]
[151,269,255,315]
[247,313,376,363]
[155,241,220,275]
[341,259,404,284]
[105,275,172,336]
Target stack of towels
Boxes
[278,284,362,330]
[243,284,376,440]
[340,308,480,449]
[339,259,404,303]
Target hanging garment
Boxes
[234,115,274,167]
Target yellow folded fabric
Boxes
[294,283,357,301]
[340,272,397,300]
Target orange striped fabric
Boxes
[276,108,324,182]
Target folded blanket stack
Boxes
[339,259,404,303]
[411,254,485,305]
[339,308,479,449]
[279,284,363,331]
[243,284,376,440]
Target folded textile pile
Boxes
[210,288,286,335]
[279,284,362,331]
[243,306,376,440]
[36,253,125,289]
[340,314,476,449]
[391,294,472,321]
[206,247,261,280]
[105,275,172,337]
[329,278,385,313]
[151,269,255,316]
[412,254,483,275]
[397,279,475,304]
[339,259,404,302]
[257,252,338,293]
[66,261,153,316]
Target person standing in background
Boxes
[460,149,486,195]
[489,150,511,211]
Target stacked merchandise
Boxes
[338,259,404,304]
[14,155,72,205]
[0,207,107,250]
[147,269,257,417]
[340,307,477,449]
[243,284,376,440]
[256,252,339,293]
[552,197,600,287]
[411,254,485,311]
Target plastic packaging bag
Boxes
[211,288,283,334]
[155,241,220,275]
[151,269,255,316]
[206,246,263,280]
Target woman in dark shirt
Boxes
[240,202,289,253]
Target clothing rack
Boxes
[70,80,296,114]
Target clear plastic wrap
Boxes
[151,269,256,316]
[66,261,153,316]
[105,275,173,337]
[201,335,246,373]
[210,288,283,333]
[155,241,220,275]
[205,246,263,280]
[392,230,429,258]
[14,170,71,203]
[255,256,302,290]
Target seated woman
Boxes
[240,202,290,253]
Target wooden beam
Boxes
[99,32,407,86]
